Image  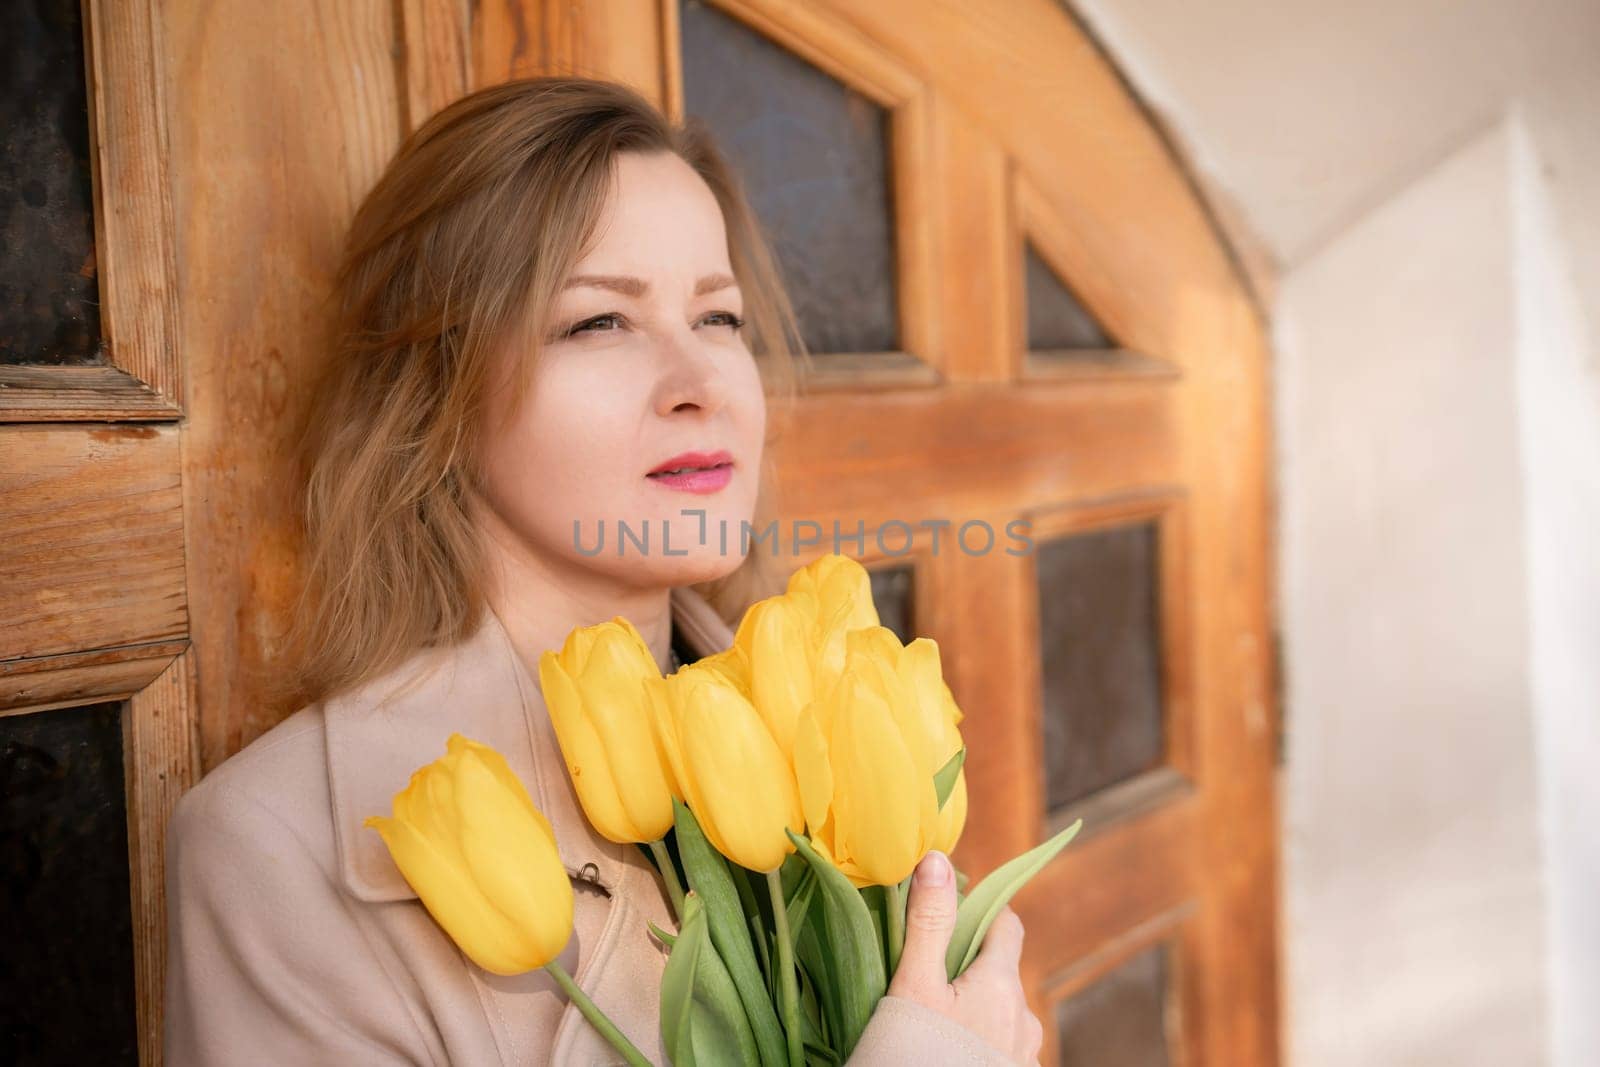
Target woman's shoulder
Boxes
[167,703,332,861]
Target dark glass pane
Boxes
[1025,241,1110,350]
[1,0,103,366]
[1,702,138,1064]
[867,564,915,643]
[680,0,898,355]
[1036,521,1164,810]
[1056,944,1174,1067]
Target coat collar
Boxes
[324,585,736,903]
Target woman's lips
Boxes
[645,450,734,495]
[646,464,733,494]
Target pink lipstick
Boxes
[646,449,734,494]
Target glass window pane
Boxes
[1025,240,1111,351]
[1,702,138,1062]
[680,0,899,355]
[867,563,915,644]
[1,0,103,366]
[1036,521,1165,810]
[1056,943,1175,1067]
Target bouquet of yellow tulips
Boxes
[367,553,1080,1066]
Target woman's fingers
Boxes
[888,850,959,998]
[958,906,1025,985]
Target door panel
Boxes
[1,3,195,1063]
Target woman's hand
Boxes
[887,850,1045,1066]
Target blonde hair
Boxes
[274,76,804,710]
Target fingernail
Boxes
[915,850,951,887]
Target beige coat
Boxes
[163,585,1015,1065]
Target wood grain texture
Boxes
[0,424,186,662]
[771,383,1180,527]
[398,0,470,132]
[0,639,185,715]
[124,649,200,1065]
[162,1,403,769]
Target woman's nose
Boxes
[652,328,730,417]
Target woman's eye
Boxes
[701,311,746,330]
[567,313,624,337]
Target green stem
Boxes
[647,838,686,922]
[765,869,805,1067]
[885,877,907,977]
[543,959,654,1067]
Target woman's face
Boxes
[477,149,768,590]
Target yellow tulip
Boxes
[647,664,805,872]
[363,733,573,976]
[794,626,969,887]
[537,617,676,843]
[729,593,817,758]
[731,555,879,757]
[697,644,753,697]
[785,553,881,634]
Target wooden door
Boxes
[0,1,1277,1062]
[645,4,1284,1065]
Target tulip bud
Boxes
[796,626,969,886]
[786,553,881,634]
[364,733,574,975]
[649,666,804,872]
[538,617,676,843]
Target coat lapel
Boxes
[323,584,737,1062]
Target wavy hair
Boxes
[273,76,804,709]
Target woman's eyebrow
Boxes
[563,272,739,297]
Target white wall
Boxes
[1510,115,1600,1067]
[1275,122,1550,1067]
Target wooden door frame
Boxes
[0,2,197,1064]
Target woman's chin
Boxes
[646,547,750,588]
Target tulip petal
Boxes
[583,675,675,841]
[452,752,574,969]
[793,705,833,834]
[832,676,930,886]
[747,599,814,756]
[539,651,638,841]
[368,814,548,975]
[681,682,800,872]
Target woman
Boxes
[163,76,1044,1066]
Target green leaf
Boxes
[946,819,1083,980]
[648,919,678,950]
[673,800,790,1067]
[933,747,966,809]
[784,866,818,938]
[785,830,886,1057]
[749,911,774,999]
[660,894,702,1065]
[802,1037,842,1066]
[794,947,828,1050]
[794,902,842,1046]
[661,892,761,1067]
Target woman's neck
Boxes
[473,503,675,681]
